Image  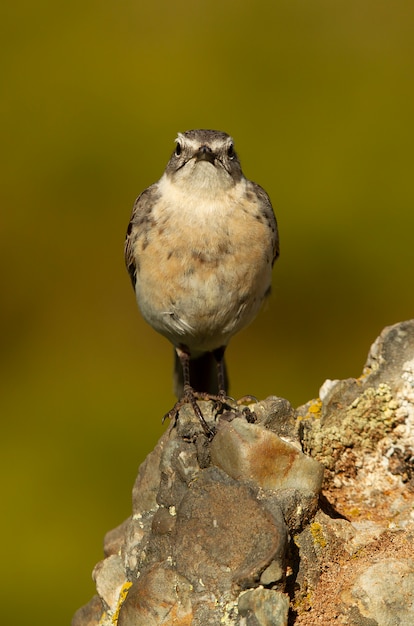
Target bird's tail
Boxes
[173,350,228,398]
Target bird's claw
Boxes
[163,391,258,437]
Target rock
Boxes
[92,554,127,611]
[172,466,287,592]
[117,564,193,626]
[254,396,299,441]
[299,319,414,525]
[73,319,414,625]
[238,588,290,625]
[210,418,324,493]
[73,395,320,625]
[343,558,414,625]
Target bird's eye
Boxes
[227,144,235,159]
[175,143,182,156]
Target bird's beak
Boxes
[195,145,216,164]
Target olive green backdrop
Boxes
[1,1,413,624]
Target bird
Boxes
[125,129,279,434]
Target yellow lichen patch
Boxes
[310,522,327,548]
[307,399,322,418]
[292,580,313,613]
[111,581,133,625]
[344,507,362,519]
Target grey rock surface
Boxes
[73,319,414,625]
[346,558,414,625]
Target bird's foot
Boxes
[163,390,259,437]
[163,387,218,438]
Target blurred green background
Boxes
[1,1,413,623]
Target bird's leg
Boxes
[212,346,257,418]
[164,345,245,435]
[165,346,215,437]
[212,346,227,395]
[179,345,192,389]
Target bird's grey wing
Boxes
[250,181,280,265]
[124,183,160,289]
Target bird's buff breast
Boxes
[133,188,273,352]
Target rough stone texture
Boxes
[73,319,414,625]
[294,319,414,624]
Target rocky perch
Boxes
[73,320,414,626]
